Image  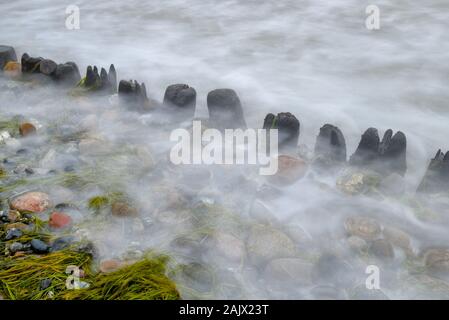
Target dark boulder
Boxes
[417,150,449,194]
[39,59,57,76]
[108,64,117,93]
[0,45,17,70]
[207,89,246,129]
[349,127,380,166]
[84,65,98,87]
[314,124,346,167]
[378,130,407,176]
[21,53,43,73]
[163,84,196,119]
[350,128,407,176]
[263,112,299,151]
[53,62,81,85]
[118,79,150,112]
[30,239,50,254]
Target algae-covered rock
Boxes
[337,171,381,195]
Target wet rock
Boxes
[264,258,313,285]
[313,124,346,167]
[7,210,20,223]
[39,59,57,76]
[312,253,353,287]
[30,239,50,253]
[268,154,308,185]
[249,199,277,224]
[19,123,36,137]
[5,222,28,231]
[13,164,34,175]
[337,171,381,195]
[40,279,52,290]
[49,212,72,229]
[213,232,245,263]
[111,201,138,218]
[378,130,407,176]
[179,262,214,293]
[417,149,449,194]
[54,62,81,86]
[118,79,151,111]
[163,84,196,118]
[347,236,368,252]
[5,228,22,240]
[263,112,299,151]
[3,61,21,78]
[9,242,24,253]
[10,191,51,213]
[100,259,123,273]
[246,225,296,264]
[344,216,381,241]
[108,64,117,92]
[424,248,449,276]
[207,89,246,129]
[51,236,74,252]
[84,65,98,87]
[0,46,17,69]
[350,128,407,176]
[75,241,97,258]
[21,53,43,73]
[349,128,380,167]
[370,239,395,260]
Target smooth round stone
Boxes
[30,239,50,254]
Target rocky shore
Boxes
[1,44,449,300]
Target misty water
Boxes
[1,0,449,299]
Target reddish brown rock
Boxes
[19,123,36,137]
[49,212,72,229]
[10,192,51,213]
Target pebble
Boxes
[48,211,72,229]
[10,191,51,213]
[9,242,24,253]
[40,279,52,290]
[30,239,50,254]
[51,236,74,252]
[19,123,36,137]
[5,228,22,240]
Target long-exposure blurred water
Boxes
[1,0,449,299]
